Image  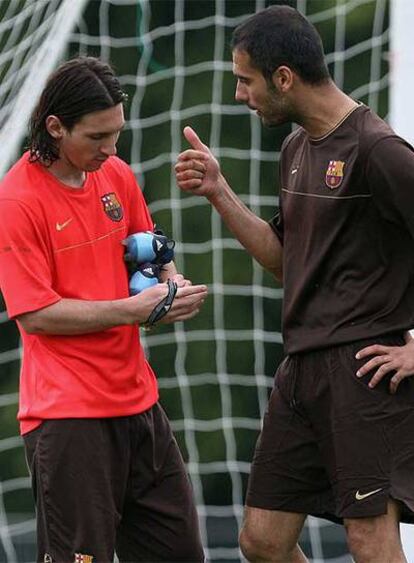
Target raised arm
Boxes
[175,126,283,281]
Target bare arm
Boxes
[18,282,207,335]
[207,173,282,280]
[175,127,283,281]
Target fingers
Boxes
[356,353,392,378]
[175,154,207,191]
[177,149,208,163]
[177,178,204,190]
[169,274,192,288]
[390,371,404,394]
[355,344,390,360]
[176,284,207,297]
[360,359,395,389]
[356,340,395,388]
[170,308,201,322]
[176,169,205,181]
[183,126,209,152]
[161,284,207,324]
[173,286,207,310]
[131,281,207,326]
[355,341,414,393]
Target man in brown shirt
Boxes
[175,4,414,563]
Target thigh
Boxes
[24,419,129,563]
[246,357,335,518]
[116,404,204,562]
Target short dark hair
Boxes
[231,5,330,85]
[29,56,127,164]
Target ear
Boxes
[272,65,294,93]
[45,115,65,140]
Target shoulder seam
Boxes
[0,198,36,215]
[282,127,304,152]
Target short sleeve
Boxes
[366,136,414,240]
[0,199,61,318]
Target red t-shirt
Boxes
[0,154,158,434]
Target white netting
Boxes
[0,1,390,561]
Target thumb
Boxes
[183,126,210,153]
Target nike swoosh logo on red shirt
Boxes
[56,218,73,231]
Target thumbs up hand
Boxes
[175,126,221,199]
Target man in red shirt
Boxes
[0,57,207,562]
[176,5,414,563]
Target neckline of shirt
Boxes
[308,102,364,144]
[33,158,93,194]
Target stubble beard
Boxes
[259,88,292,128]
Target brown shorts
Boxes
[24,403,204,563]
[246,334,414,523]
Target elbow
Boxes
[17,313,46,335]
[270,266,283,284]
[274,272,283,284]
[255,258,283,283]
[261,258,283,283]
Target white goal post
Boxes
[0,0,88,179]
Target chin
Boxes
[86,161,105,171]
[262,115,288,129]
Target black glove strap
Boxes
[145,279,178,327]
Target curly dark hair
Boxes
[231,5,330,85]
[28,56,127,164]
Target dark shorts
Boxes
[246,334,414,523]
[24,403,204,563]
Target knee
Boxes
[345,520,384,561]
[346,524,369,561]
[239,524,291,562]
[239,525,268,562]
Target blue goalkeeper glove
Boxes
[124,231,175,266]
[129,262,160,296]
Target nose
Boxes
[101,136,117,157]
[235,81,248,103]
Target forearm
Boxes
[18,297,138,335]
[17,280,208,335]
[208,174,283,280]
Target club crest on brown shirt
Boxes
[325,160,345,189]
[74,554,94,563]
[101,192,123,221]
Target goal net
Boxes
[0,1,391,561]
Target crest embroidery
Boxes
[325,160,345,189]
[74,554,94,563]
[101,192,123,222]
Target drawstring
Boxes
[288,356,311,426]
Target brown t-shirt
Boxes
[270,104,414,354]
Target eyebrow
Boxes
[86,122,125,135]
[234,73,250,81]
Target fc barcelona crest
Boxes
[74,554,93,563]
[101,192,123,222]
[325,160,345,189]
